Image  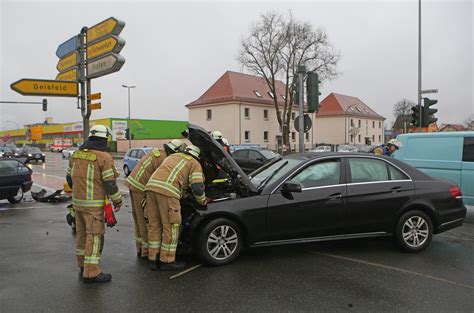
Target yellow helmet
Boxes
[63,181,72,193]
[165,139,185,153]
[185,144,201,159]
[211,131,223,140]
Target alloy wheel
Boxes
[402,216,429,248]
[206,225,238,261]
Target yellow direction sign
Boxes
[11,79,78,97]
[87,17,125,44]
[87,35,125,60]
[90,103,101,110]
[56,67,78,81]
[89,92,101,100]
[57,52,79,72]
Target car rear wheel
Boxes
[7,188,23,204]
[395,210,433,252]
[196,218,243,266]
[123,165,130,176]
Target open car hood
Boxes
[186,124,257,193]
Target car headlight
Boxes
[28,154,32,157]
[42,153,45,156]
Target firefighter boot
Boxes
[83,272,112,284]
[160,261,185,271]
[149,259,159,270]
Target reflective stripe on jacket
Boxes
[125,149,167,192]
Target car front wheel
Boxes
[8,188,23,204]
[395,210,433,252]
[123,165,130,176]
[196,218,243,266]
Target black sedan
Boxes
[0,159,33,203]
[232,148,279,173]
[23,147,45,163]
[180,125,467,266]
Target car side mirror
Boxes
[282,181,302,193]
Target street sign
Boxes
[56,36,79,58]
[421,89,438,94]
[57,52,79,72]
[294,114,312,132]
[87,53,125,79]
[87,17,125,44]
[90,103,101,110]
[87,35,125,60]
[56,67,78,81]
[11,79,79,97]
[89,92,101,100]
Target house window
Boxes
[351,119,354,127]
[268,91,275,99]
[245,131,250,142]
[358,134,361,142]
[206,109,212,121]
[305,132,309,141]
[292,132,296,141]
[372,121,375,128]
[379,121,382,128]
[264,110,268,120]
[372,135,375,142]
[244,108,250,119]
[263,131,269,142]
[379,135,381,142]
[350,135,354,143]
[358,120,361,127]
[254,90,262,98]
[292,112,296,120]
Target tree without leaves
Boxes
[238,11,340,149]
[393,98,415,119]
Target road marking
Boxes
[438,234,473,241]
[169,264,203,280]
[310,251,474,290]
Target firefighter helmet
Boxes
[185,144,201,159]
[211,131,223,140]
[89,125,111,139]
[165,139,185,153]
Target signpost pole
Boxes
[79,28,89,142]
[298,65,306,153]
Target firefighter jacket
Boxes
[67,149,122,209]
[125,149,168,193]
[373,145,392,157]
[145,153,206,205]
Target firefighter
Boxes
[124,139,185,259]
[145,144,207,271]
[211,130,224,145]
[373,139,403,157]
[66,125,122,284]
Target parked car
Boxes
[123,147,153,176]
[62,147,78,158]
[337,145,357,152]
[24,147,45,163]
[0,158,33,203]
[356,145,376,153]
[395,131,474,205]
[178,124,467,266]
[232,148,280,174]
[311,145,332,152]
[0,147,14,158]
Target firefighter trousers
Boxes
[129,190,148,257]
[75,207,105,278]
[146,192,181,263]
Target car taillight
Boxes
[449,186,462,199]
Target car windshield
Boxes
[259,150,278,159]
[250,158,300,189]
[27,147,41,153]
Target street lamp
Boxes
[344,105,357,144]
[122,85,136,149]
[5,120,19,130]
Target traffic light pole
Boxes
[418,0,422,132]
[298,65,306,153]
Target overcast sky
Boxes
[1,0,472,130]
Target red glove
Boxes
[103,198,117,228]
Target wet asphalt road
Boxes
[0,152,473,312]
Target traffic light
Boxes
[125,128,130,140]
[422,97,438,127]
[411,105,421,127]
[42,99,47,111]
[306,71,321,113]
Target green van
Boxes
[394,132,474,205]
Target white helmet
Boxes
[211,131,223,140]
[222,138,229,146]
[388,139,402,149]
[185,144,201,159]
[89,125,111,139]
[165,139,185,153]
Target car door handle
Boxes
[390,186,402,193]
[327,193,342,200]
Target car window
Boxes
[388,164,409,180]
[129,150,137,158]
[250,158,300,188]
[248,150,262,160]
[136,150,145,159]
[0,160,20,175]
[349,158,388,183]
[27,147,41,153]
[260,150,278,159]
[462,137,474,162]
[233,150,248,159]
[292,159,341,188]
